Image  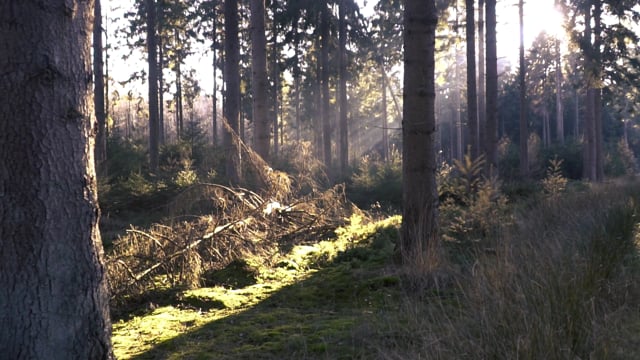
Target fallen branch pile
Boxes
[106,181,352,302]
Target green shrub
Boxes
[348,150,402,211]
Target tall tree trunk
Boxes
[273,34,280,158]
[175,29,184,140]
[94,0,107,170]
[382,69,389,162]
[158,35,165,144]
[212,6,218,146]
[338,0,348,177]
[543,109,550,147]
[147,0,160,172]
[477,0,486,158]
[401,0,440,265]
[321,4,332,169]
[583,2,596,181]
[251,0,270,161]
[575,89,579,137]
[314,38,323,159]
[213,45,218,145]
[224,0,242,183]
[593,1,604,181]
[454,1,463,161]
[485,0,498,173]
[0,1,114,358]
[104,17,110,140]
[465,0,478,159]
[555,38,564,145]
[518,0,528,177]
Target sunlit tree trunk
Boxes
[518,0,529,177]
[147,0,160,171]
[251,0,270,161]
[466,0,479,159]
[0,1,114,357]
[224,0,241,183]
[401,0,440,265]
[485,0,498,173]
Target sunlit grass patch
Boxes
[111,213,403,359]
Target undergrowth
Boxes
[110,180,640,359]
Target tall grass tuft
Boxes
[370,181,640,359]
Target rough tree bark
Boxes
[251,0,270,161]
[401,0,440,264]
[0,1,114,358]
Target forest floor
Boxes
[110,215,406,359]
[109,180,640,359]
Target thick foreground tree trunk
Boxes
[401,0,439,265]
[0,1,114,359]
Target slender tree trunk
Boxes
[147,0,160,171]
[213,46,218,146]
[338,0,348,177]
[477,0,486,158]
[575,89,579,137]
[593,1,604,181]
[251,0,270,161]
[292,14,301,143]
[158,36,165,144]
[0,1,114,357]
[465,0,478,159]
[175,30,184,140]
[224,0,241,183]
[94,0,107,170]
[212,7,218,146]
[401,0,439,265]
[543,109,550,147]
[583,2,596,181]
[104,18,110,140]
[555,38,564,145]
[382,69,389,162]
[315,38,323,159]
[454,1,463,161]
[485,0,498,173]
[273,33,280,158]
[518,0,528,177]
[321,4,331,170]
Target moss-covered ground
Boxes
[112,215,404,359]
